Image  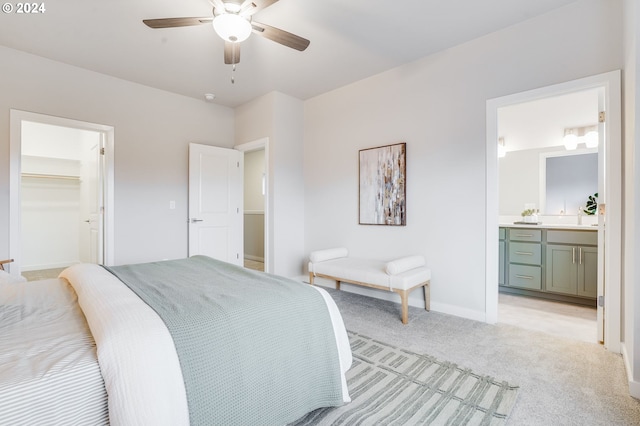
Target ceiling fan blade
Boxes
[252,22,310,51]
[210,0,225,11]
[143,17,212,29]
[224,41,241,64]
[242,0,279,16]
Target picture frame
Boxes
[358,142,406,226]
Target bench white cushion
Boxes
[385,256,426,275]
[309,257,430,291]
[309,247,349,263]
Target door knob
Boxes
[190,218,204,223]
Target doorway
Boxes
[485,71,622,353]
[496,89,600,344]
[236,138,270,273]
[8,110,114,278]
[242,148,265,272]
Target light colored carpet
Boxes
[21,267,66,281]
[321,285,640,425]
[293,331,519,425]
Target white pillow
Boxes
[385,255,426,275]
[309,247,349,263]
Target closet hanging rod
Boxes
[21,173,80,181]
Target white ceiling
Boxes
[498,89,600,152]
[0,0,579,107]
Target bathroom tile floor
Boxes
[498,293,598,344]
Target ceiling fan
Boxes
[143,0,310,65]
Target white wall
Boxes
[235,92,305,277]
[622,0,640,398]
[303,0,622,320]
[0,46,235,265]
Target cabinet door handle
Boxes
[572,247,575,264]
[515,274,534,280]
[516,234,533,238]
[515,251,533,256]
[579,247,582,265]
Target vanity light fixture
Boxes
[498,137,507,158]
[563,129,578,150]
[584,127,599,148]
[563,125,598,150]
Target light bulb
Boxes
[563,133,578,150]
[213,14,252,43]
[584,130,598,148]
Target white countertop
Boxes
[500,223,598,231]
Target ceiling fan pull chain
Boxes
[231,64,236,84]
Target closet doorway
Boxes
[8,110,114,279]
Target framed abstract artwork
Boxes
[359,142,406,226]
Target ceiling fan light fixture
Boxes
[213,13,251,43]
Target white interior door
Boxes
[188,143,243,265]
[80,134,104,264]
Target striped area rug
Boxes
[292,331,519,425]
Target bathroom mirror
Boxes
[542,152,598,215]
[498,147,598,216]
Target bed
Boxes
[0,255,352,425]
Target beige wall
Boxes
[303,0,623,319]
[235,92,305,277]
[623,0,640,397]
[0,46,235,265]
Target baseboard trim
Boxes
[621,344,640,399]
[306,276,486,323]
[21,261,76,272]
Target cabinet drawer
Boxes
[509,264,542,290]
[509,242,541,265]
[509,229,542,242]
[547,230,597,246]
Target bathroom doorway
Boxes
[485,71,622,353]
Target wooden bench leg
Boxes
[424,281,430,311]
[309,273,315,285]
[336,280,341,290]
[393,289,409,325]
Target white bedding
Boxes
[0,278,109,425]
[60,263,352,426]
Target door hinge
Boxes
[237,253,239,259]
[100,147,105,155]
[237,207,239,213]
[598,295,604,307]
[237,161,240,168]
[599,111,605,123]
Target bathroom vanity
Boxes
[499,224,597,306]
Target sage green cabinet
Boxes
[500,227,597,301]
[506,228,542,291]
[499,228,506,286]
[546,244,597,298]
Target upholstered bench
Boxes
[308,248,431,324]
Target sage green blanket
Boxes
[105,256,343,425]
